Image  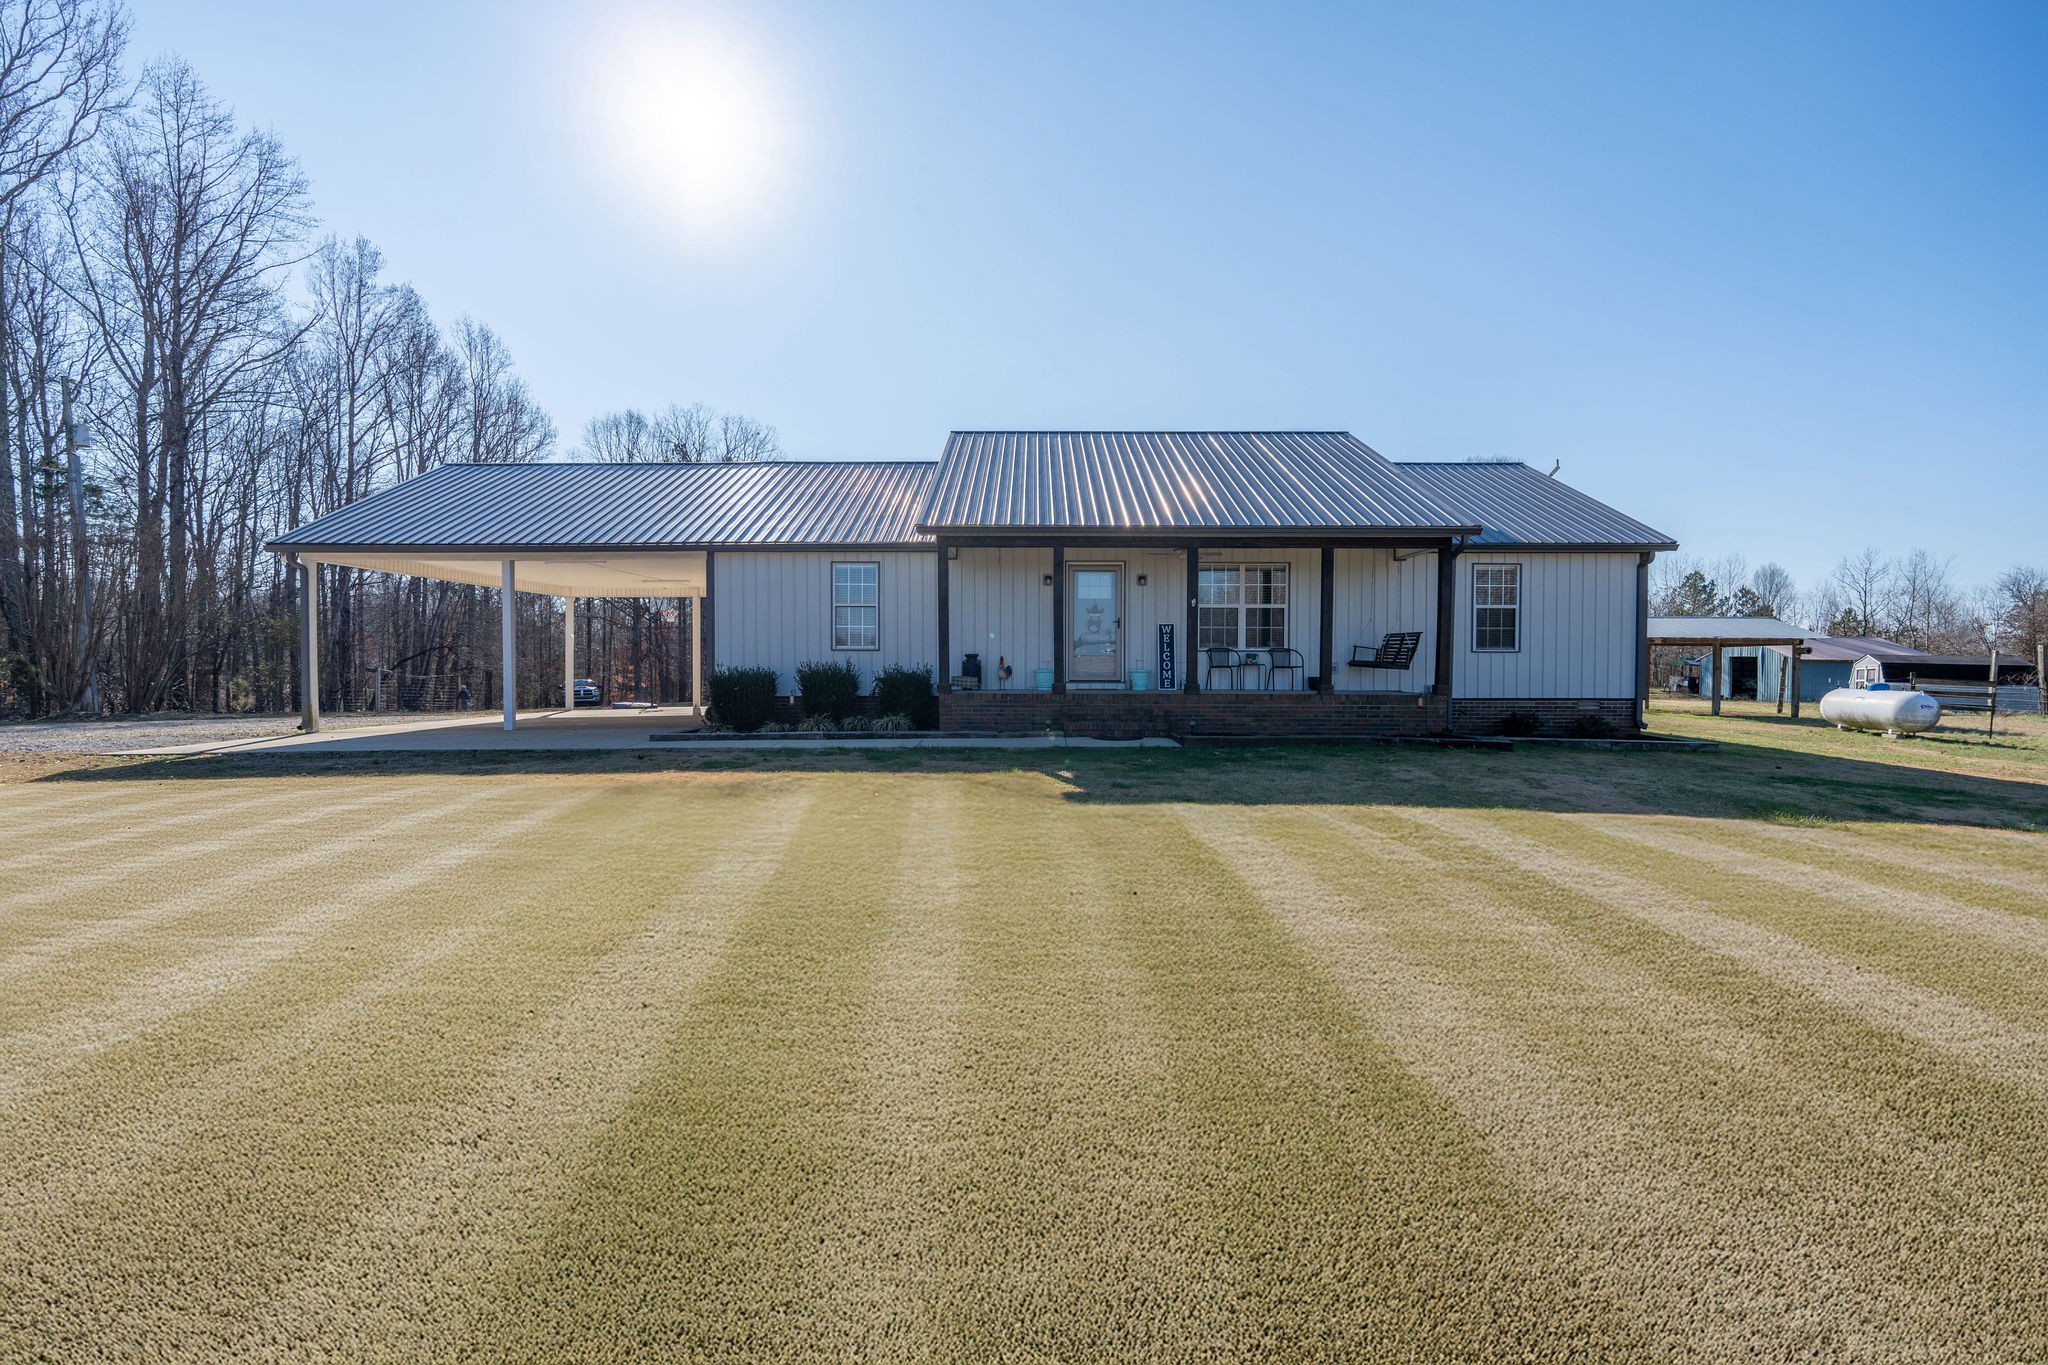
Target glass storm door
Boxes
[1069,566,1122,682]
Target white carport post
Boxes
[501,559,517,731]
[691,594,704,715]
[562,596,575,711]
[298,555,320,733]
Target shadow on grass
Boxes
[29,735,2048,832]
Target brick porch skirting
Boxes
[938,690,1638,740]
[939,689,1451,739]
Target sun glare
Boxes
[584,11,791,239]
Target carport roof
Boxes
[270,459,936,554]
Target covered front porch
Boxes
[936,536,1460,713]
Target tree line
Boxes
[1651,549,2048,665]
[0,2,777,719]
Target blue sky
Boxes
[134,1,2045,590]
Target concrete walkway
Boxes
[120,709,1175,755]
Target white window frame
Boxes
[832,561,880,651]
[1471,562,1521,653]
[1197,562,1289,651]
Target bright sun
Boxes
[584,10,791,238]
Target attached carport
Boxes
[283,549,707,733]
[270,459,937,734]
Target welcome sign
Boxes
[1157,624,1175,691]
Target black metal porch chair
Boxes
[1202,646,1245,690]
[1263,646,1306,690]
[1348,631,1423,673]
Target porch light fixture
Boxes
[1136,573,1148,586]
[1042,572,1054,586]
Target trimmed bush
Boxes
[795,659,863,722]
[1566,712,1615,739]
[708,666,779,732]
[1496,709,1542,738]
[872,663,938,730]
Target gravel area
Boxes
[0,711,472,755]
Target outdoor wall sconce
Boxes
[1136,573,1148,586]
[1042,573,1054,586]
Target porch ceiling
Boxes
[300,550,707,598]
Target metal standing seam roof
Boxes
[920,431,1479,535]
[269,460,938,551]
[1392,461,1676,551]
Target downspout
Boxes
[1636,551,1654,731]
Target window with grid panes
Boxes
[832,562,879,649]
[1472,563,1520,651]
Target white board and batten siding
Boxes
[1329,548,1438,692]
[713,551,937,692]
[1455,552,1639,699]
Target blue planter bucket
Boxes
[1033,668,1054,692]
[1128,669,1151,691]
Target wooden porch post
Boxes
[1318,545,1335,694]
[1050,544,1066,694]
[1710,641,1724,716]
[1789,644,1803,720]
[936,542,951,694]
[1184,545,1201,694]
[1433,542,1458,699]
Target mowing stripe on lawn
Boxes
[0,787,600,1102]
[444,777,905,1362]
[0,787,288,874]
[0,777,799,1360]
[1397,808,2048,1094]
[220,783,818,1361]
[1117,802,1659,1361]
[803,780,973,1358]
[1287,804,2048,1361]
[908,779,1240,1361]
[1582,817,2048,956]
[1740,820,2048,906]
[0,782,452,949]
[1537,814,2048,1028]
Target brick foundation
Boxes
[940,689,1450,739]
[937,689,1638,739]
[1451,696,1640,737]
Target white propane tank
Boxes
[1819,687,1942,735]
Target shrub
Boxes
[872,663,938,729]
[796,714,835,732]
[708,666,779,732]
[837,714,875,733]
[1496,709,1542,737]
[795,659,863,722]
[757,720,794,733]
[1567,712,1615,739]
[872,712,914,733]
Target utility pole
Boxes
[62,377,95,714]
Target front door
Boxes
[1069,565,1122,682]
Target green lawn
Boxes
[2,715,2046,1362]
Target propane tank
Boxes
[1818,687,1941,736]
